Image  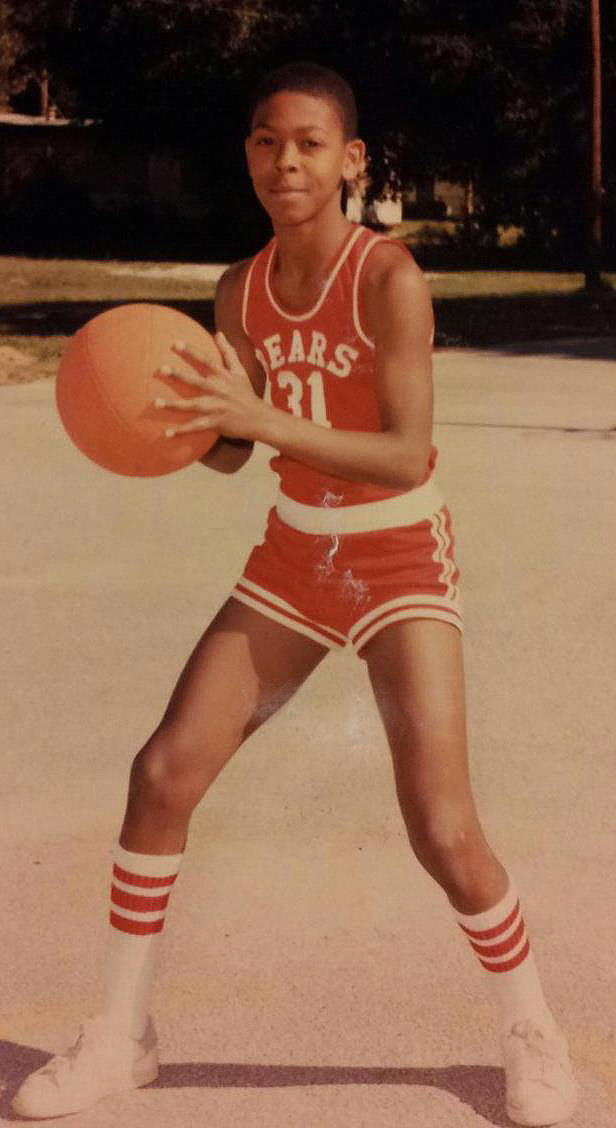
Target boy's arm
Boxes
[198,260,266,473]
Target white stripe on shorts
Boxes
[232,579,347,650]
[349,593,463,648]
[352,607,464,653]
[430,509,458,601]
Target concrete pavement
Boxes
[1,341,614,1126]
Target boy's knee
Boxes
[130,727,228,811]
[403,802,481,871]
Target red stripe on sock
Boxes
[110,910,164,935]
[111,885,170,914]
[468,915,526,959]
[113,863,178,889]
[458,899,520,941]
[479,937,531,973]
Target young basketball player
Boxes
[13,64,578,1125]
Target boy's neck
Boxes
[272,206,356,281]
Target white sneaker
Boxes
[11,1012,159,1119]
[502,1018,579,1126]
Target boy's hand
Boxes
[154,331,264,441]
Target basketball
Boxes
[56,303,220,476]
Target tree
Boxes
[3,0,614,261]
[0,2,25,111]
[1,0,77,118]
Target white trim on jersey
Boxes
[352,233,414,348]
[352,233,384,348]
[264,225,364,322]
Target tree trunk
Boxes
[464,177,475,220]
[585,0,603,291]
[40,68,49,120]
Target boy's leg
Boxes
[119,595,329,855]
[363,618,578,1126]
[12,597,328,1119]
[104,595,329,1038]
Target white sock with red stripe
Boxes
[102,839,184,1039]
[453,876,558,1036]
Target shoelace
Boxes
[506,1022,566,1085]
[38,1021,117,1083]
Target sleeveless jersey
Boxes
[241,222,438,507]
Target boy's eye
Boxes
[254,137,321,149]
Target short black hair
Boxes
[248,62,358,141]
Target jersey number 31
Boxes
[275,369,332,428]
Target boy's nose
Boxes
[275,141,299,170]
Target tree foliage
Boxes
[2,0,614,258]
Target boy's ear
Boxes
[343,139,366,184]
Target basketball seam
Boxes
[73,304,210,473]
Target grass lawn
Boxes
[1,255,615,384]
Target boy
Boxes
[13,63,578,1125]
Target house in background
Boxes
[1,113,469,250]
[0,112,199,220]
[346,173,468,231]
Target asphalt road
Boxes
[1,340,614,1126]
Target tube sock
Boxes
[101,839,184,1039]
[452,875,558,1036]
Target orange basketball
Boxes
[56,303,220,476]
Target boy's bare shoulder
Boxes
[362,239,432,332]
[363,239,427,294]
[215,257,252,300]
[215,257,253,328]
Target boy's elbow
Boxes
[394,441,432,490]
[199,437,254,474]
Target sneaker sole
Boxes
[12,1050,159,1119]
[506,1088,579,1127]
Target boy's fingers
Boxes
[154,397,204,411]
[165,418,215,437]
[216,331,235,353]
[172,340,219,369]
[215,332,241,367]
[159,364,208,389]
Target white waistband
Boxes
[275,478,444,534]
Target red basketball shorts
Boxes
[231,477,462,659]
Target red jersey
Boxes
[241,222,437,507]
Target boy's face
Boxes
[245,90,365,226]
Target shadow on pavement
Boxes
[3,292,616,360]
[469,336,616,360]
[1,1039,509,1125]
[0,300,216,338]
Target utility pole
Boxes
[585,0,603,290]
